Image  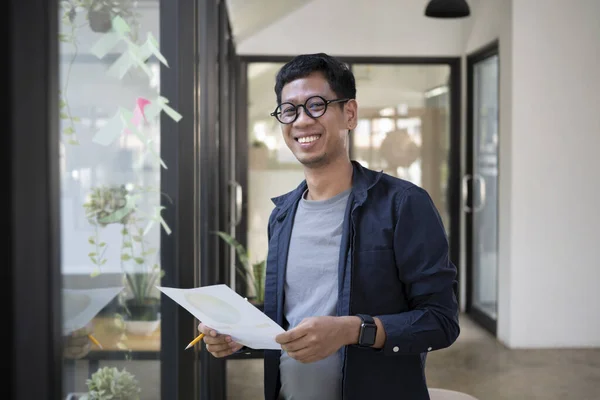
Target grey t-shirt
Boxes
[279,188,351,400]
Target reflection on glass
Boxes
[352,64,451,230]
[59,2,171,399]
[472,55,499,319]
[246,62,304,286]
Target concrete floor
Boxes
[226,314,600,399]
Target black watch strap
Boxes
[357,314,375,325]
[356,314,377,347]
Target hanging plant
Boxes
[58,0,140,145]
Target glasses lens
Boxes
[276,103,297,123]
[306,96,327,118]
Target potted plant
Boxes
[82,366,141,400]
[83,184,164,335]
[215,231,265,308]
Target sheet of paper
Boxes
[158,284,284,350]
[62,286,124,335]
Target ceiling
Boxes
[225,0,314,43]
[226,0,480,47]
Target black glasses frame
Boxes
[270,95,350,124]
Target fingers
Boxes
[197,322,218,338]
[287,347,314,364]
[205,341,243,357]
[204,333,231,345]
[281,337,309,353]
[197,322,242,358]
[276,326,307,345]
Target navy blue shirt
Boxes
[263,161,460,400]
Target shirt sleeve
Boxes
[375,186,460,356]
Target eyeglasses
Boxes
[270,95,350,124]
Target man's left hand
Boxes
[275,316,356,364]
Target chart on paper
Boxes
[157,284,284,350]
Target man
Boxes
[199,53,460,400]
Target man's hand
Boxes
[198,322,243,358]
[275,316,357,364]
[63,323,93,360]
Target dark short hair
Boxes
[274,53,356,104]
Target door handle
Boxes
[463,174,486,213]
[473,174,486,213]
[462,174,473,212]
[229,180,243,227]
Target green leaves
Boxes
[85,366,141,400]
[215,231,266,303]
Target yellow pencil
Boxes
[185,333,205,350]
[88,334,103,350]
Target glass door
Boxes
[350,63,460,264]
[466,43,500,334]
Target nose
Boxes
[293,105,314,127]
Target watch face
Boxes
[361,324,377,346]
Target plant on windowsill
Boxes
[215,231,265,309]
[83,184,165,336]
[81,366,141,400]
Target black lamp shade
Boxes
[425,0,471,18]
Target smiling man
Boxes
[199,53,460,400]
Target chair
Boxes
[428,388,479,400]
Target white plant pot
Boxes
[124,319,160,336]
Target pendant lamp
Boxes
[425,0,471,18]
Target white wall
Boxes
[506,0,600,348]
[237,0,468,56]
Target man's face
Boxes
[279,72,357,168]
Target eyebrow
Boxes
[281,93,327,104]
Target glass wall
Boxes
[352,64,452,230]
[59,2,171,398]
[245,62,304,290]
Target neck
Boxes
[304,157,353,201]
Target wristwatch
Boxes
[356,314,377,347]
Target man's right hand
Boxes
[198,322,243,357]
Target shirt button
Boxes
[428,347,432,351]
[393,346,399,353]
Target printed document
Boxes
[158,284,284,350]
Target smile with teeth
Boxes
[297,135,321,144]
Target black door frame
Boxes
[465,40,500,335]
[159,0,202,399]
[9,0,62,398]
[236,55,463,300]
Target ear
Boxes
[345,99,358,130]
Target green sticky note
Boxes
[159,215,172,235]
[120,109,143,141]
[107,52,134,80]
[145,33,168,67]
[143,103,161,121]
[91,32,121,59]
[111,16,131,36]
[147,144,167,169]
[92,109,125,146]
[128,47,154,79]
[138,42,153,62]
[156,97,183,122]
